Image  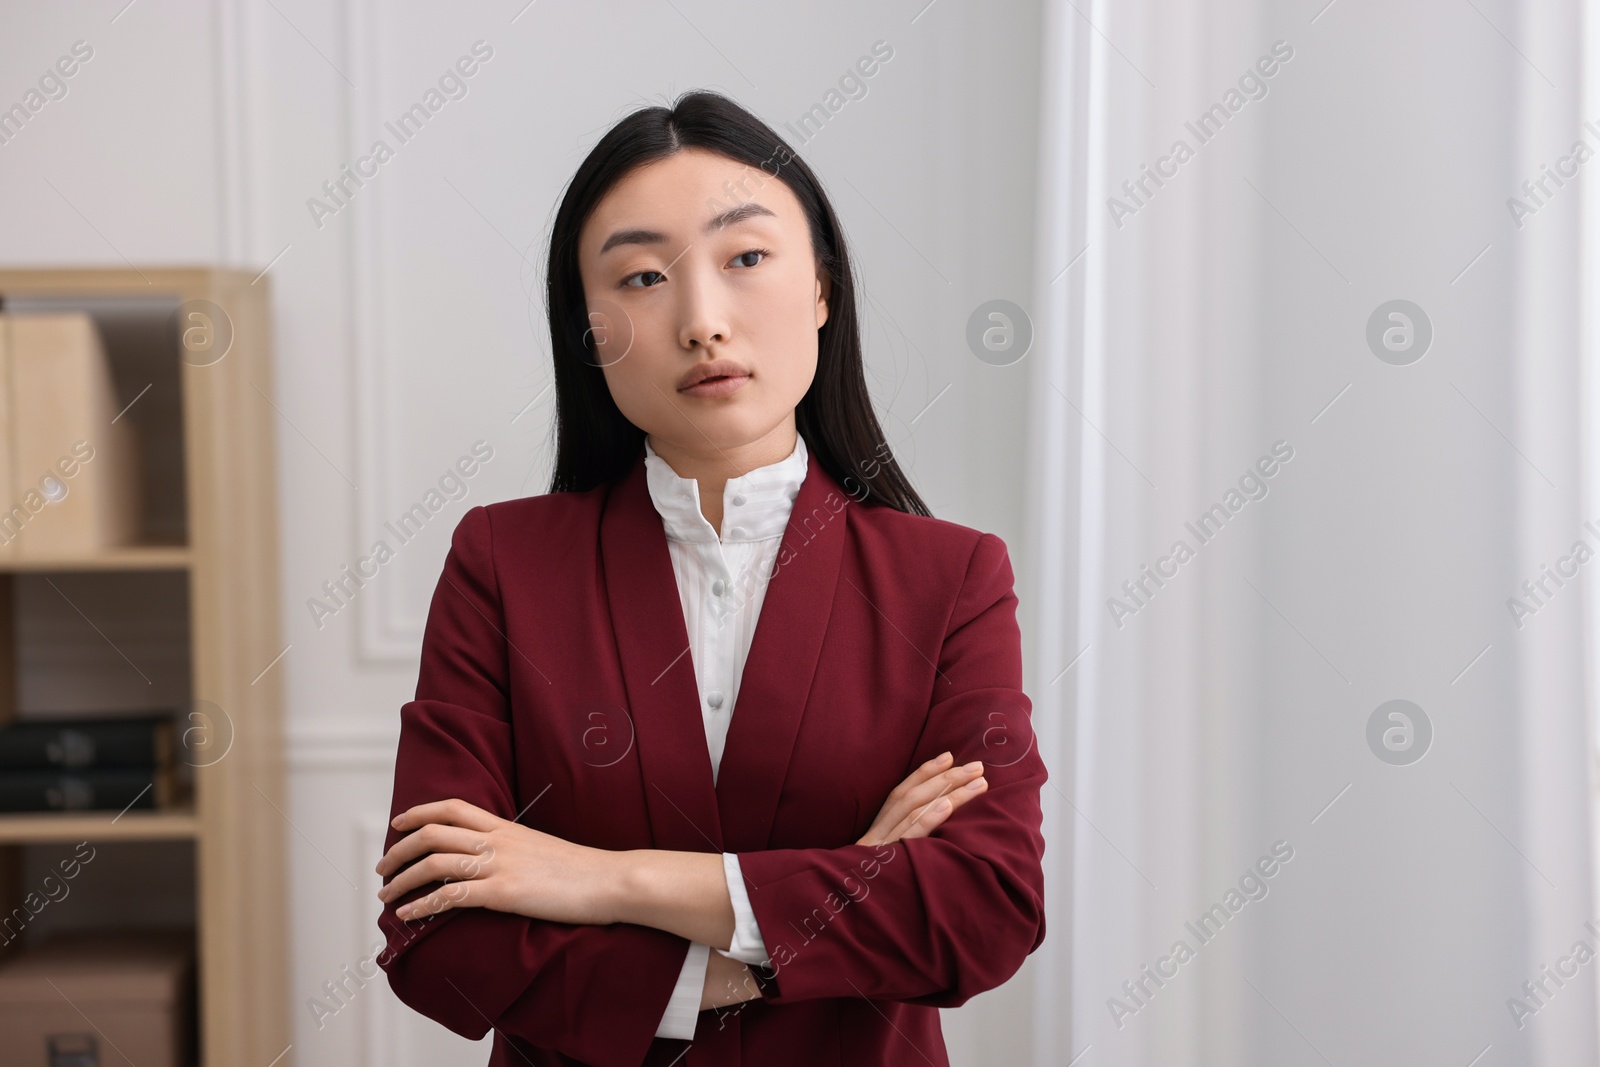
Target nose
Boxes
[677,265,731,351]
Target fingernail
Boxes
[965,777,986,791]
[962,760,982,772]
[934,797,951,811]
[938,751,952,763]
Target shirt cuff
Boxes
[720,852,771,967]
[653,940,710,1040]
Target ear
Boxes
[814,270,831,330]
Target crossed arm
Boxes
[373,750,992,1009]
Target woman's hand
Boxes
[702,949,762,1011]
[375,798,622,925]
[855,751,987,847]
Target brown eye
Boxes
[622,270,665,289]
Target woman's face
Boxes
[577,147,829,459]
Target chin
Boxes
[699,417,780,451]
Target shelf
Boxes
[0,806,199,844]
[0,266,288,1064]
[0,545,190,573]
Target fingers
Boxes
[857,755,991,847]
[902,795,954,838]
[896,760,987,817]
[914,750,955,781]
[859,755,951,845]
[879,752,950,810]
[890,772,988,842]
[389,798,502,834]
[375,822,490,878]
[396,877,476,920]
[379,847,493,902]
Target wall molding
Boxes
[286,726,397,771]
[342,0,433,662]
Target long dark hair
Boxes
[540,89,929,516]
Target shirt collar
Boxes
[643,432,809,544]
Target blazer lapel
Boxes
[714,455,848,851]
[600,444,850,855]
[601,451,726,853]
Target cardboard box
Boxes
[0,930,194,1066]
[0,313,142,557]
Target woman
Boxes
[372,90,1047,1067]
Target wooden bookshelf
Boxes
[0,807,200,845]
[0,268,289,1066]
[0,544,191,573]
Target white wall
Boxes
[1033,1,1599,1065]
[0,2,1044,1063]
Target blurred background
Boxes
[0,1,1595,1065]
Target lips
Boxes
[677,359,752,394]
[678,373,751,399]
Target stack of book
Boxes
[0,714,176,813]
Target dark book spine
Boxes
[0,769,162,812]
[0,719,172,771]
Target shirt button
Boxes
[707,691,724,709]
[730,526,748,539]
[731,493,747,507]
[712,579,726,597]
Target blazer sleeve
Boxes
[375,504,692,1067]
[732,532,1048,1006]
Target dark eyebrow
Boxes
[597,201,778,256]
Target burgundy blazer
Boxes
[376,441,1048,1067]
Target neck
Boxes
[647,422,798,536]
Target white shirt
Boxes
[643,432,806,1040]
